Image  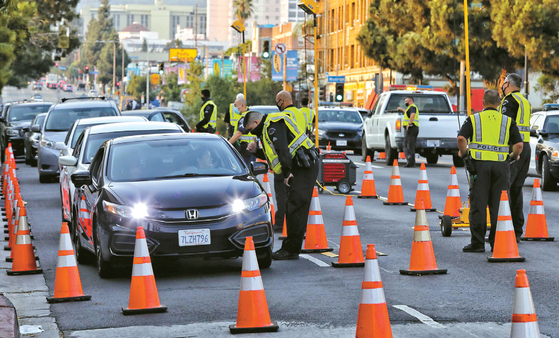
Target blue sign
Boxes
[328,76,345,83]
[58,66,67,71]
[90,71,99,75]
[271,50,298,82]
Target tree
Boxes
[162,72,185,102]
[535,74,559,104]
[141,38,148,52]
[233,0,254,21]
[225,40,252,56]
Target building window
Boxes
[255,15,258,19]
[91,13,95,19]
[275,16,279,20]
[275,7,279,12]
[127,14,135,26]
[141,15,148,28]
[113,14,120,29]
[172,15,180,37]
[265,15,269,20]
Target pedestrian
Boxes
[398,96,419,167]
[276,90,308,134]
[457,89,523,252]
[225,93,244,138]
[300,97,315,136]
[499,73,532,241]
[228,98,257,166]
[195,89,217,133]
[244,111,319,260]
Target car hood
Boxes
[108,175,262,209]
[42,131,67,142]
[318,121,362,131]
[8,121,32,129]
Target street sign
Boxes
[150,74,160,85]
[169,48,197,62]
[275,43,286,55]
[328,76,346,83]
[58,66,67,71]
[181,88,191,102]
[90,71,99,75]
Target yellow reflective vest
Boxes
[499,92,531,142]
[403,104,419,127]
[284,106,307,134]
[199,100,217,129]
[469,109,512,162]
[234,110,257,143]
[229,103,241,130]
[262,112,315,175]
[300,107,314,132]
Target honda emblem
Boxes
[186,209,199,220]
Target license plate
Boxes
[336,140,347,146]
[426,140,440,147]
[178,229,211,247]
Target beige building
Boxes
[206,0,232,43]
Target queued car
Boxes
[31,93,43,102]
[0,102,53,159]
[37,97,120,183]
[528,110,559,191]
[121,109,191,132]
[69,133,273,277]
[316,107,364,154]
[58,116,149,226]
[33,83,42,90]
[64,85,74,92]
[23,113,47,166]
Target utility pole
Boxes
[195,4,198,50]
[524,46,529,99]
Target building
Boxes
[81,0,207,41]
[206,0,232,43]
[280,0,306,24]
[271,22,309,51]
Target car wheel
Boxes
[361,135,373,162]
[257,247,272,269]
[31,158,37,167]
[541,154,557,191]
[452,154,465,167]
[385,134,397,166]
[95,229,113,278]
[426,154,439,165]
[39,174,52,183]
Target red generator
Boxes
[317,151,357,194]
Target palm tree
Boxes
[233,0,254,22]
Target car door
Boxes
[371,94,388,147]
[164,111,190,132]
[529,113,544,176]
[81,147,105,245]
[67,132,85,223]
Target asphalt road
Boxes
[3,86,559,337]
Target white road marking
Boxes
[393,305,445,329]
[327,239,340,248]
[300,254,330,267]
[379,267,394,274]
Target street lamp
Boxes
[298,0,320,146]
[231,20,247,98]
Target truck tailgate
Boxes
[417,114,464,140]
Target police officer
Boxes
[300,97,314,135]
[244,111,319,260]
[276,90,308,134]
[195,89,217,133]
[225,93,244,137]
[228,98,257,166]
[499,73,532,241]
[398,96,419,167]
[457,90,523,252]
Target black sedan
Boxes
[316,107,363,154]
[23,113,47,166]
[71,133,273,277]
[121,109,191,132]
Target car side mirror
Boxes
[59,156,78,167]
[530,129,538,137]
[71,171,92,187]
[539,129,548,137]
[0,117,5,123]
[251,161,268,176]
[54,142,67,151]
[22,127,29,132]
[367,111,373,117]
[31,125,40,133]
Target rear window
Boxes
[8,105,51,122]
[45,107,118,132]
[318,110,362,123]
[385,94,451,114]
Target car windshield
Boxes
[318,110,362,123]
[544,116,559,134]
[8,105,51,122]
[44,107,118,132]
[385,94,451,113]
[108,138,245,182]
[32,115,46,127]
[84,129,181,164]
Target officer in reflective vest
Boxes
[457,89,523,253]
[228,98,257,166]
[300,97,314,135]
[499,73,532,240]
[276,90,308,134]
[195,89,217,133]
[244,111,319,260]
[398,96,419,167]
[225,93,244,137]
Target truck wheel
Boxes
[385,134,397,166]
[426,153,438,165]
[441,215,453,237]
[541,154,557,191]
[453,155,465,167]
[361,134,374,162]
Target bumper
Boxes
[395,137,458,154]
[38,146,60,176]
[319,137,362,151]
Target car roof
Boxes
[51,99,116,110]
[318,107,360,111]
[121,111,157,117]
[110,131,219,145]
[138,109,180,113]
[88,121,182,135]
[386,90,447,95]
[75,116,146,126]
[9,102,53,108]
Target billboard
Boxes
[271,50,298,82]
[169,48,197,62]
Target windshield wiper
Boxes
[183,173,200,177]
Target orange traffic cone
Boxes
[6,198,24,262]
[47,223,91,303]
[122,226,167,315]
[262,174,275,223]
[327,142,332,152]
[378,152,386,160]
[383,160,407,205]
[356,244,393,338]
[487,191,525,263]
[279,216,287,240]
[7,206,42,275]
[521,179,554,241]
[398,152,405,159]
[358,156,377,199]
[400,200,447,276]
[443,166,461,217]
[332,196,364,267]
[411,163,436,212]
[302,187,333,253]
[230,236,278,333]
[510,269,540,337]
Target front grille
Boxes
[326,132,357,139]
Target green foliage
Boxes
[225,40,252,56]
[535,74,559,105]
[233,0,254,21]
[127,75,155,102]
[162,72,185,102]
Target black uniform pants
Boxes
[281,160,319,254]
[469,160,510,248]
[273,173,287,228]
[509,142,530,239]
[404,126,418,166]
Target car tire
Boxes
[452,154,465,167]
[25,150,31,165]
[257,247,273,269]
[73,211,93,264]
[426,153,438,165]
[39,174,53,183]
[30,158,37,167]
[95,228,114,278]
[385,134,397,166]
[361,134,374,162]
[541,154,557,191]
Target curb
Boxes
[0,292,20,338]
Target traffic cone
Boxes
[7,206,42,275]
[487,191,525,263]
[356,244,393,338]
[443,166,461,217]
[279,216,287,240]
[358,156,377,199]
[122,226,167,315]
[383,160,407,205]
[262,174,275,223]
[410,163,436,212]
[398,152,405,159]
[510,269,540,337]
[301,187,333,253]
[327,142,331,152]
[521,179,554,241]
[332,196,365,267]
[6,198,23,262]
[46,223,91,303]
[230,236,279,334]
[400,200,447,276]
[378,152,386,160]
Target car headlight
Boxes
[103,201,150,219]
[6,129,18,137]
[551,151,559,161]
[231,193,268,213]
[40,138,55,149]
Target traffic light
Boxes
[158,63,164,75]
[78,70,81,74]
[319,85,326,102]
[262,40,270,59]
[85,66,89,74]
[55,62,59,67]
[335,83,344,102]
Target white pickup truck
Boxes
[362,90,465,166]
